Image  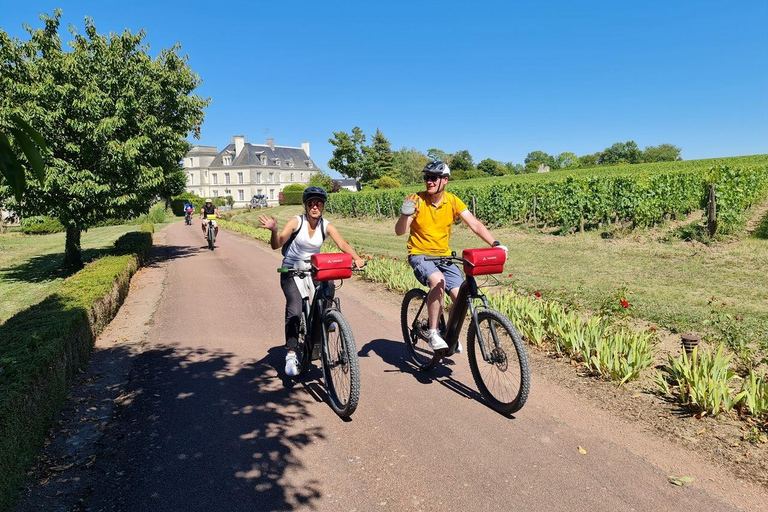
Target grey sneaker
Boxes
[285,352,299,377]
[428,330,448,350]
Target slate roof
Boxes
[209,143,317,170]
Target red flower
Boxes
[722,302,727,306]
[393,256,398,261]
[649,326,658,332]
[534,291,542,298]
[620,299,629,308]
[508,273,514,278]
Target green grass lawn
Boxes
[234,204,768,336]
[0,224,150,324]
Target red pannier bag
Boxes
[311,252,353,281]
[462,247,506,276]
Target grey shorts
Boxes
[408,255,464,292]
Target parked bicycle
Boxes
[278,252,362,418]
[400,248,530,414]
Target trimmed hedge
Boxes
[0,230,153,510]
[19,216,65,235]
[279,189,304,206]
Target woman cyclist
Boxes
[258,186,366,377]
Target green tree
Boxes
[427,148,450,162]
[477,158,506,176]
[392,147,429,185]
[599,141,643,165]
[504,162,524,174]
[0,12,208,267]
[450,150,475,173]
[371,128,395,179]
[0,115,47,202]
[556,152,580,169]
[308,171,334,191]
[643,143,682,162]
[579,152,601,167]
[524,150,557,170]
[328,126,371,185]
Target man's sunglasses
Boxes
[423,174,443,182]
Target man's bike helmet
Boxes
[302,186,328,204]
[422,160,450,176]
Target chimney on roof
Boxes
[267,138,274,150]
[301,141,310,157]
[233,135,245,157]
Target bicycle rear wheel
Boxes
[321,310,360,418]
[400,289,443,370]
[207,226,214,250]
[467,309,530,414]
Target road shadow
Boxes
[359,338,484,404]
[0,248,105,283]
[69,343,326,511]
[144,243,202,268]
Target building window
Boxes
[238,189,244,201]
[270,189,274,199]
[225,173,231,185]
[290,173,294,182]
[260,155,266,165]
[275,159,281,166]
[189,157,195,167]
[287,159,294,167]
[237,172,243,184]
[307,161,313,169]
[212,173,218,185]
[213,190,219,197]
[223,155,232,165]
[257,188,262,195]
[269,173,274,183]
[256,172,262,184]
[188,173,193,184]
[301,173,304,182]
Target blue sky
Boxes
[2,0,767,176]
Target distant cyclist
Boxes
[394,160,507,352]
[200,199,219,241]
[184,202,194,223]
[257,186,366,377]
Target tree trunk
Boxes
[64,224,83,269]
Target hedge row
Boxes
[0,229,153,510]
[325,157,768,235]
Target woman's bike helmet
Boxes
[422,160,450,176]
[302,186,328,204]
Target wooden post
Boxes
[707,184,717,238]
[376,199,381,218]
[532,195,537,228]
[472,196,476,216]
[390,199,395,217]
[351,198,357,217]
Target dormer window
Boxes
[305,160,314,169]
[223,155,232,166]
[274,158,281,167]
[260,155,266,165]
[287,158,294,168]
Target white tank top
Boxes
[282,214,329,268]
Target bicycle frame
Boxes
[301,280,339,362]
[423,259,500,364]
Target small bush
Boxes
[19,216,65,234]
[374,176,402,189]
[280,190,304,205]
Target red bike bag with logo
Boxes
[462,247,506,276]
[311,253,353,281]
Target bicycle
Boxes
[205,216,216,250]
[400,247,531,414]
[185,211,192,225]
[278,252,362,418]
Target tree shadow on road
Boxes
[77,343,326,511]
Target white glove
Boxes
[401,199,417,216]
[493,242,508,255]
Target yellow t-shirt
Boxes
[407,191,468,256]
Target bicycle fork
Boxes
[468,296,505,366]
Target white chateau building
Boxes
[182,135,319,207]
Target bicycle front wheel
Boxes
[207,227,214,250]
[467,309,530,414]
[321,310,360,418]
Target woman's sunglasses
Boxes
[307,199,325,208]
[423,174,442,183]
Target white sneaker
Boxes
[285,352,299,377]
[455,341,463,354]
[428,330,448,350]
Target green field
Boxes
[1,224,158,324]
[231,202,768,338]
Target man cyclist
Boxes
[395,160,507,352]
[184,202,194,223]
[258,186,366,377]
[200,199,219,241]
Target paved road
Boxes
[51,222,765,511]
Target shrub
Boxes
[374,176,402,189]
[280,189,304,205]
[19,216,65,234]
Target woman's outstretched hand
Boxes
[258,215,277,232]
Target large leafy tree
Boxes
[0,11,208,267]
[556,152,580,169]
[450,150,475,173]
[524,150,558,170]
[643,143,682,162]
[599,141,643,165]
[328,126,371,184]
[392,147,429,185]
[477,158,506,176]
